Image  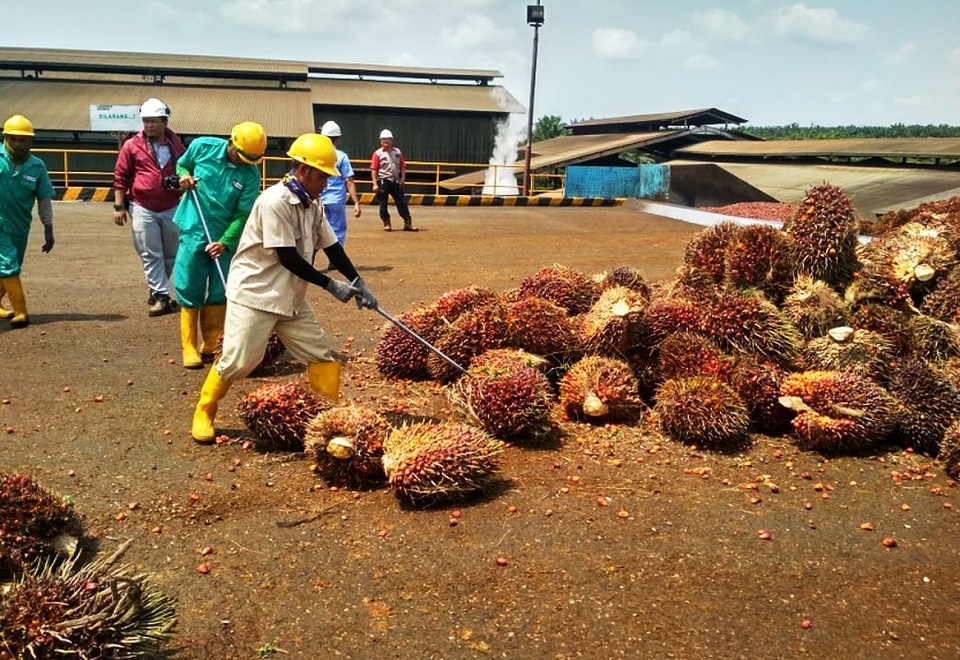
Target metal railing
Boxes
[34,148,566,196]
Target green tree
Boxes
[529,115,568,143]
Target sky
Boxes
[5,0,959,128]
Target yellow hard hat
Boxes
[3,114,35,136]
[230,121,267,164]
[287,133,339,176]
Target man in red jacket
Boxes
[112,98,186,316]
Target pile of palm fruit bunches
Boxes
[0,472,177,657]
[236,185,960,501]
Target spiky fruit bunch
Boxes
[940,419,960,478]
[640,297,701,350]
[848,303,912,356]
[517,265,601,315]
[434,285,501,323]
[887,357,960,454]
[215,331,286,376]
[781,274,848,340]
[0,540,176,659]
[668,264,723,303]
[779,370,898,453]
[382,422,506,503]
[697,290,802,366]
[799,327,894,382]
[723,224,797,303]
[854,222,955,306]
[920,268,960,323]
[237,381,331,451]
[907,314,960,363]
[427,302,508,382]
[558,355,645,424]
[657,331,731,382]
[504,296,579,361]
[577,286,647,358]
[683,220,740,284]
[447,350,555,440]
[728,356,794,435]
[470,347,550,373]
[783,182,860,287]
[596,265,651,297]
[304,405,388,486]
[375,305,443,380]
[655,375,750,450]
[1,473,82,576]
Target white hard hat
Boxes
[140,98,170,119]
[320,120,342,138]
[379,129,394,140]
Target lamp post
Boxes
[523,1,544,197]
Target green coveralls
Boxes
[0,149,54,277]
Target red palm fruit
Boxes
[887,356,960,455]
[723,224,797,303]
[728,356,793,435]
[427,302,509,383]
[640,297,701,350]
[504,296,578,361]
[558,355,645,424]
[848,303,912,356]
[655,374,750,450]
[517,265,602,315]
[683,220,740,284]
[908,314,960,363]
[304,405,390,486]
[783,182,860,288]
[921,267,960,323]
[375,305,443,380]
[799,327,894,382]
[658,331,731,382]
[596,265,651,298]
[577,286,647,359]
[237,381,331,451]
[940,419,960,478]
[782,274,847,340]
[433,285,501,323]
[697,290,802,366]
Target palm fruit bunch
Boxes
[503,296,579,363]
[799,326,894,382]
[848,303,912,356]
[596,265,651,297]
[517,265,601,315]
[657,331,731,382]
[853,222,955,307]
[722,224,797,303]
[237,381,331,451]
[639,297,702,350]
[781,274,848,340]
[782,182,860,288]
[886,356,960,454]
[576,285,647,358]
[381,422,506,503]
[668,263,723,303]
[697,290,802,366]
[447,348,555,441]
[215,331,286,376]
[682,220,740,285]
[303,405,390,487]
[558,355,645,424]
[779,370,899,453]
[1,473,82,576]
[907,314,960,363]
[433,285,501,322]
[655,375,750,450]
[427,301,508,382]
[375,305,442,380]
[728,356,794,435]
[920,268,960,323]
[0,539,176,659]
[939,419,960,478]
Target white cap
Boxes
[320,120,342,137]
[379,128,394,140]
[140,98,170,119]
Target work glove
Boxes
[323,277,358,304]
[351,277,378,310]
[42,225,55,253]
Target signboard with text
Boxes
[89,105,141,132]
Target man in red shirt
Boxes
[370,129,417,232]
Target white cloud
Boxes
[219,0,350,34]
[592,28,649,60]
[683,53,719,71]
[441,13,510,48]
[694,8,749,43]
[860,78,882,93]
[883,42,916,64]
[773,3,870,45]
[660,29,700,51]
[948,47,960,65]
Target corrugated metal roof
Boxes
[0,79,314,137]
[570,108,748,131]
[308,79,523,114]
[668,160,960,216]
[676,138,960,159]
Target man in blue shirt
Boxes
[319,120,361,268]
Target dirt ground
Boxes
[2,200,958,659]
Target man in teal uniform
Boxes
[0,114,55,328]
[172,121,266,368]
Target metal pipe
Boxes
[523,1,542,196]
[374,306,467,375]
[188,186,228,288]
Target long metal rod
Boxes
[375,306,467,375]
[189,187,228,288]
[522,7,542,196]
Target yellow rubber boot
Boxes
[180,308,203,369]
[1,276,29,328]
[192,368,232,444]
[307,361,341,404]
[0,281,13,320]
[199,304,226,358]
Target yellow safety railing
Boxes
[35,149,566,196]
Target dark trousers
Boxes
[377,179,412,224]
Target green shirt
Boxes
[0,149,55,237]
